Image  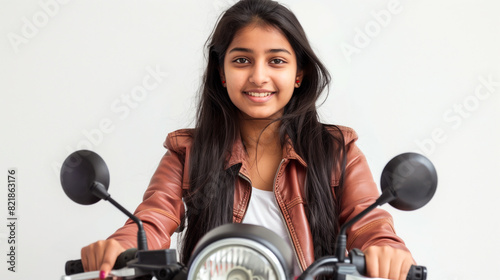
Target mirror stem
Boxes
[91,182,149,251]
[335,188,396,262]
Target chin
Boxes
[243,111,282,120]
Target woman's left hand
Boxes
[363,245,415,280]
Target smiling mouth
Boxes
[245,92,274,97]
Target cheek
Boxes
[276,71,297,90]
[225,71,249,93]
[225,75,245,104]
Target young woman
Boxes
[81,0,416,279]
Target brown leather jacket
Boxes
[109,126,408,271]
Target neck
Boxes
[238,116,282,152]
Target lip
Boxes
[243,90,275,103]
[244,89,275,93]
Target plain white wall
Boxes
[1,0,499,279]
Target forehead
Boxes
[228,23,294,52]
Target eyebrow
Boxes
[228,47,292,55]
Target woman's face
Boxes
[222,24,302,120]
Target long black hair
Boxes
[181,0,346,265]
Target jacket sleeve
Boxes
[338,128,409,252]
[107,132,187,250]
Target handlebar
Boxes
[297,248,427,280]
[64,248,185,280]
[65,248,138,275]
[348,248,427,280]
[66,247,426,280]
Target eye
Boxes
[270,58,286,64]
[233,58,250,64]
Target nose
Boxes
[248,61,269,86]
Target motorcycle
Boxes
[60,150,436,280]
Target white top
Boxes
[242,187,301,276]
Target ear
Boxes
[296,70,304,81]
[295,70,304,88]
[219,67,226,86]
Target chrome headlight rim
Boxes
[187,238,286,280]
[186,223,293,280]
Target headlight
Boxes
[187,224,293,280]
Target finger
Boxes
[398,259,413,280]
[99,240,124,279]
[81,243,101,272]
[388,253,403,280]
[377,251,391,279]
[82,244,101,280]
[99,257,113,279]
[81,246,89,272]
[94,241,107,273]
[364,248,378,278]
[82,241,110,273]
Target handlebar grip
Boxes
[65,248,138,275]
[65,259,84,275]
[349,248,427,280]
[406,265,427,280]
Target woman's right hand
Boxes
[81,239,126,279]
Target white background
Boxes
[1,0,499,279]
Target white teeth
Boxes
[246,92,272,97]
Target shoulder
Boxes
[163,128,195,154]
[324,124,359,145]
[324,125,365,186]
